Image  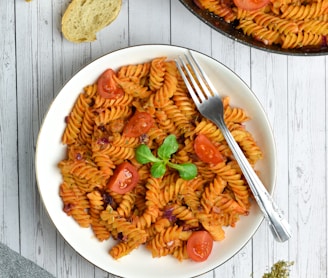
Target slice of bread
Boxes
[61,0,122,43]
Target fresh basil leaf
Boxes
[135,144,160,164]
[136,135,197,180]
[168,162,197,180]
[151,161,167,178]
[158,134,179,160]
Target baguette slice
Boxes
[62,0,122,43]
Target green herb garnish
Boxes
[135,135,197,180]
[262,260,294,278]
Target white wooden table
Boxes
[1,1,327,277]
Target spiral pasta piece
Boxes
[69,160,108,186]
[146,226,191,258]
[237,19,282,45]
[109,242,137,259]
[148,57,166,91]
[172,86,197,121]
[60,183,91,227]
[299,19,328,35]
[87,191,111,241]
[114,76,152,98]
[95,106,132,126]
[116,192,136,218]
[93,93,134,109]
[152,61,178,108]
[172,243,189,261]
[280,1,328,20]
[161,101,194,135]
[171,204,199,227]
[62,92,92,144]
[282,31,323,48]
[198,212,225,241]
[249,11,299,34]
[117,62,151,80]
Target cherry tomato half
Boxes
[107,162,139,194]
[123,111,154,137]
[187,231,213,262]
[194,134,224,164]
[233,0,270,11]
[97,69,124,99]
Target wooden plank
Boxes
[92,2,130,277]
[326,56,328,278]
[171,3,211,275]
[171,1,212,54]
[14,0,57,275]
[287,56,326,278]
[212,33,254,278]
[91,0,129,60]
[250,50,290,276]
[51,1,136,277]
[4,1,327,278]
[0,0,20,252]
[51,1,98,277]
[56,239,95,278]
[129,0,171,45]
[211,31,251,80]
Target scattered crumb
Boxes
[262,261,294,278]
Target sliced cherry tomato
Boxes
[194,134,224,164]
[233,0,270,11]
[107,162,139,194]
[97,69,124,99]
[187,231,213,262]
[123,111,154,137]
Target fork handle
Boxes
[215,119,291,242]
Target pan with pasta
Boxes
[35,45,276,278]
[180,0,328,55]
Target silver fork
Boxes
[175,51,291,242]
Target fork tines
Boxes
[175,51,218,105]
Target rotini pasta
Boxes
[58,57,263,261]
[195,0,328,49]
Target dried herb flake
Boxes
[262,260,294,278]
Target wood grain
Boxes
[0,0,20,253]
[0,0,327,277]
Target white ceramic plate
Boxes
[35,44,276,278]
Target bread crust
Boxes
[61,0,122,43]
